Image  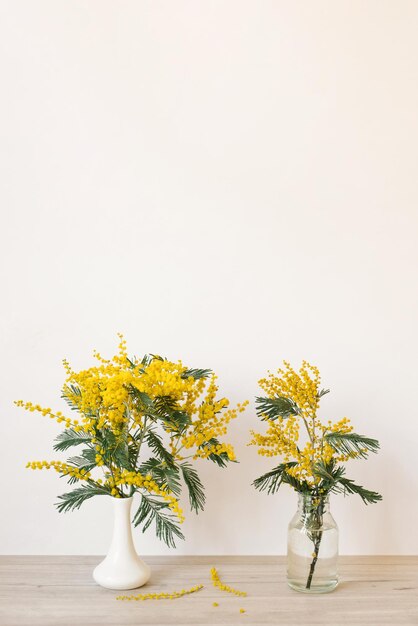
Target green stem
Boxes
[129,416,148,496]
[305,499,324,590]
[306,530,323,589]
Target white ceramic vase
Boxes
[93,496,151,590]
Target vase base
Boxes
[287,578,338,594]
[93,560,151,590]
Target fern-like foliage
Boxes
[56,484,110,513]
[252,464,292,495]
[335,477,381,504]
[338,478,382,504]
[139,458,182,497]
[180,462,205,512]
[53,428,92,452]
[181,368,212,380]
[98,429,130,470]
[152,395,179,415]
[146,430,175,467]
[132,493,184,548]
[255,396,298,421]
[325,432,380,459]
[253,462,311,495]
[140,354,153,368]
[67,448,96,474]
[317,388,330,398]
[61,384,82,411]
[128,388,191,434]
[129,387,154,409]
[152,396,191,434]
[314,460,345,490]
[314,460,381,504]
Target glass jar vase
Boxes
[287,493,338,593]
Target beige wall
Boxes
[1,1,417,555]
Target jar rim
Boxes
[297,492,330,502]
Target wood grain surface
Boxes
[0,556,417,626]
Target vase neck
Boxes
[297,493,330,515]
[108,496,135,556]
[112,495,134,512]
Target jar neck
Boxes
[297,493,330,515]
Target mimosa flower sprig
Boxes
[116,584,204,601]
[210,568,247,597]
[116,567,247,603]
[249,361,382,504]
[17,335,247,547]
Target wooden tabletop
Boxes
[0,556,417,626]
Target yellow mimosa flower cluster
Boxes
[248,415,300,461]
[193,441,236,461]
[259,360,321,415]
[40,335,245,455]
[26,460,91,481]
[19,334,244,464]
[14,401,74,429]
[179,376,248,459]
[110,469,185,522]
[250,361,356,486]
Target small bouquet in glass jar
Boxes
[249,361,381,593]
